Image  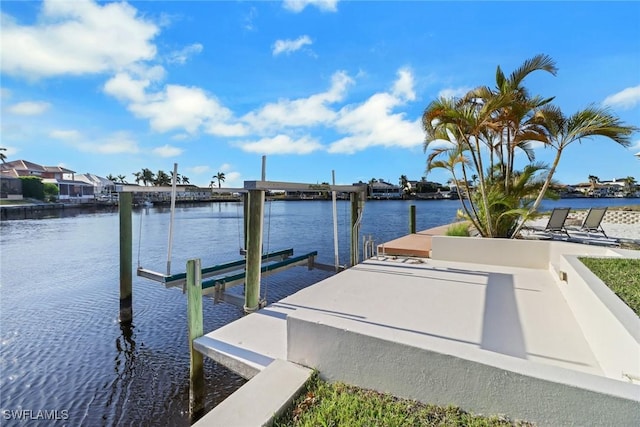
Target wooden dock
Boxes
[377,223,452,258]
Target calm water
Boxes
[1,198,638,426]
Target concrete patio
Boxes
[194,236,640,426]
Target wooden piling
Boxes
[119,192,133,324]
[186,258,205,419]
[242,193,249,252]
[245,189,264,313]
[410,205,416,234]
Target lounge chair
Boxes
[523,207,571,238]
[570,207,608,238]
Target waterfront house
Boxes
[0,159,96,202]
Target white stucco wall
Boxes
[287,311,640,427]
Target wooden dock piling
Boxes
[119,192,133,323]
[186,258,205,419]
[245,189,265,313]
[410,205,416,234]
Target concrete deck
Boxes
[194,237,640,425]
[196,257,603,378]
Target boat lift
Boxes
[117,173,366,320]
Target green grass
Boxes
[274,374,532,427]
[445,222,471,237]
[579,257,640,316]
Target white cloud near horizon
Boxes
[272,35,312,56]
[282,0,339,13]
[0,0,158,79]
[237,134,323,155]
[152,144,183,157]
[602,85,640,110]
[7,101,51,116]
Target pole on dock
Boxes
[119,192,133,324]
[409,205,416,234]
[331,170,339,271]
[350,192,359,266]
[186,258,205,419]
[242,193,249,253]
[245,189,265,313]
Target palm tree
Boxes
[182,176,190,185]
[511,109,635,236]
[170,171,182,184]
[133,171,142,185]
[0,147,7,163]
[117,174,127,184]
[154,170,171,186]
[623,176,636,195]
[106,174,117,182]
[141,168,155,186]
[399,175,410,198]
[212,172,226,188]
[423,54,637,238]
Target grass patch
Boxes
[579,257,640,316]
[445,222,471,237]
[274,374,532,427]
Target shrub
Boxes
[446,222,470,237]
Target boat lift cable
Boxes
[137,206,144,268]
[166,163,178,275]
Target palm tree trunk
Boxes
[511,147,563,238]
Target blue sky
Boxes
[2,0,639,188]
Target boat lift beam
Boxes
[137,248,295,288]
[208,251,318,303]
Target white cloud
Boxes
[437,86,472,100]
[603,85,640,110]
[0,88,11,99]
[167,43,203,64]
[392,68,416,101]
[104,73,150,103]
[128,84,234,134]
[187,165,211,175]
[272,35,312,56]
[282,0,339,13]
[238,134,323,155]
[328,69,423,154]
[7,101,51,116]
[1,0,158,79]
[49,129,82,141]
[104,74,247,137]
[152,144,183,157]
[243,70,353,131]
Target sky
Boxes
[1,0,639,189]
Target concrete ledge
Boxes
[287,311,640,427]
[557,255,640,380]
[193,359,311,427]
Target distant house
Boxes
[0,159,96,202]
[367,180,402,199]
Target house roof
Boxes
[43,165,76,174]
[0,159,46,173]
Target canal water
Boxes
[1,198,637,425]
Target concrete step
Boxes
[193,359,312,427]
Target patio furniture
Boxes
[571,207,609,238]
[523,207,571,238]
